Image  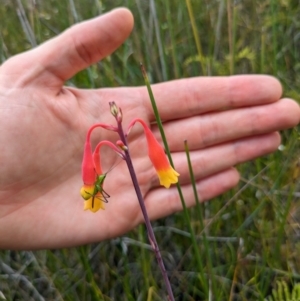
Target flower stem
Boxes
[117,121,175,301]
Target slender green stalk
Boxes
[232,5,237,75]
[214,0,226,61]
[138,226,152,291]
[185,0,206,75]
[78,246,104,300]
[184,140,218,298]
[141,64,208,296]
[184,140,202,220]
[166,0,179,78]
[150,0,168,81]
[16,0,37,47]
[272,139,298,264]
[227,0,233,74]
[227,0,237,75]
[260,29,266,73]
[271,0,278,75]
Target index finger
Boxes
[143,75,282,121]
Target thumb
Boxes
[3,8,134,90]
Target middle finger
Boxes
[153,98,298,151]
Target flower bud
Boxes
[109,101,119,116]
[109,102,122,122]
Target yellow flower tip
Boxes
[80,185,95,200]
[157,167,180,189]
[84,195,105,213]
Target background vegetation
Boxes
[1,0,300,300]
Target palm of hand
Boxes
[0,70,156,248]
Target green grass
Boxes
[1,0,300,300]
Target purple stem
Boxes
[117,121,175,301]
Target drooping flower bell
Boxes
[80,139,105,213]
[80,126,124,213]
[81,123,116,188]
[80,124,119,212]
[80,131,97,202]
[127,118,180,188]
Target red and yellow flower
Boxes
[80,125,109,212]
[80,129,122,212]
[80,112,179,213]
[128,118,179,188]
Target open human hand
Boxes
[0,8,299,250]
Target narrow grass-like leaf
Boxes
[184,0,206,75]
[184,140,219,299]
[141,64,209,296]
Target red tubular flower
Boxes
[92,142,104,176]
[81,123,114,186]
[80,124,117,212]
[128,118,179,188]
[81,134,124,212]
[81,139,96,186]
[80,131,97,207]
